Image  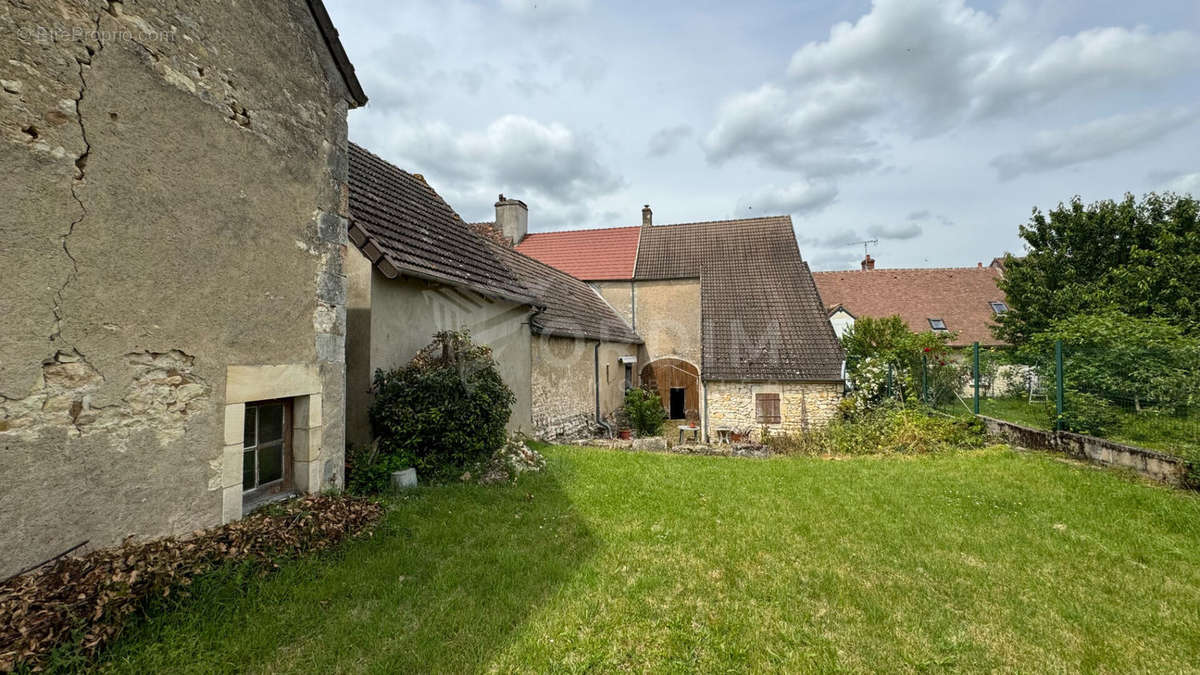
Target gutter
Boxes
[594,341,601,425]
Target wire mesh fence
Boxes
[921,341,1200,461]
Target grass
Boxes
[942,396,1200,459]
[96,445,1200,673]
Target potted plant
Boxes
[613,407,632,439]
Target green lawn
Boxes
[98,446,1200,673]
[943,396,1200,459]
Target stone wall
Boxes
[593,281,634,328]
[979,416,1193,486]
[0,0,353,577]
[630,279,701,366]
[531,336,637,440]
[706,381,842,440]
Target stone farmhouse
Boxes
[0,0,845,581]
[0,0,365,577]
[510,208,846,440]
[814,256,1009,346]
[344,144,642,444]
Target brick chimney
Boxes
[642,204,652,228]
[861,254,875,271]
[495,193,528,245]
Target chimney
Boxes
[495,193,528,246]
[642,204,652,228]
[861,254,875,271]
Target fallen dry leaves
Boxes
[0,494,383,671]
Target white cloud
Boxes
[991,107,1195,180]
[735,180,838,216]
[1163,171,1200,196]
[379,114,622,208]
[867,223,922,240]
[646,125,693,157]
[703,81,882,174]
[703,0,1200,175]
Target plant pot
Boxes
[618,428,632,440]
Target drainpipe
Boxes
[593,341,613,438]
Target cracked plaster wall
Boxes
[0,0,352,577]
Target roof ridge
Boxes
[812,266,1001,273]
[521,224,642,236]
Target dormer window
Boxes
[989,301,1008,314]
[928,318,947,332]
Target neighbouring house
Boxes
[344,145,641,444]
[509,206,846,440]
[0,1,365,577]
[813,256,1010,347]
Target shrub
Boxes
[0,495,383,671]
[345,441,407,495]
[767,404,985,456]
[1048,389,1120,436]
[367,330,514,483]
[623,387,666,437]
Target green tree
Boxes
[996,192,1200,344]
[1027,311,1200,413]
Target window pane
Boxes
[242,450,255,489]
[243,406,256,448]
[258,442,283,484]
[258,403,284,443]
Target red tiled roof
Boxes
[812,266,1008,346]
[515,226,641,281]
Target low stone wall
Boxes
[532,411,594,441]
[570,438,770,459]
[979,416,1193,486]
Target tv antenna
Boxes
[851,239,879,257]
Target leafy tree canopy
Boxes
[996,192,1200,344]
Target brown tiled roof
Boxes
[812,266,1008,346]
[515,226,641,281]
[487,241,642,345]
[634,216,796,280]
[347,143,533,304]
[678,217,843,381]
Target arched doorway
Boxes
[640,358,700,421]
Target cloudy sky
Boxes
[326,0,1200,270]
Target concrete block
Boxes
[225,364,321,404]
[294,393,323,429]
[222,443,243,489]
[294,460,322,492]
[223,404,245,446]
[221,484,243,524]
[293,426,322,462]
[390,468,418,491]
[632,437,667,451]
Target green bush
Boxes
[345,442,406,495]
[365,330,514,483]
[767,404,985,456]
[623,387,666,437]
[1048,389,1120,436]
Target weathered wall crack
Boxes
[52,5,107,345]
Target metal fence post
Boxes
[973,342,980,415]
[1055,339,1064,431]
[921,354,928,405]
